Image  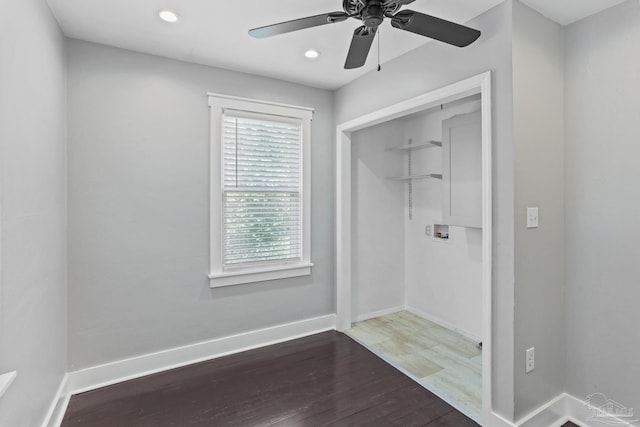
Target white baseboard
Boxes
[42,374,70,427]
[354,305,404,322]
[405,305,482,343]
[487,411,518,427]
[483,394,569,427]
[564,392,637,427]
[67,314,336,395]
[501,392,636,427]
[516,393,568,427]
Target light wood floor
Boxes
[346,311,482,422]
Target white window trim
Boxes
[208,93,313,288]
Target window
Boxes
[208,94,313,287]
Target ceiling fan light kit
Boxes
[249,0,481,70]
[158,9,178,23]
[304,49,320,59]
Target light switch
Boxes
[527,207,539,228]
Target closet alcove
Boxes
[347,94,484,422]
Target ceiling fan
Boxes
[249,0,481,70]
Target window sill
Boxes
[209,262,313,288]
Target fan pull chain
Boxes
[377,28,381,72]
[408,138,413,220]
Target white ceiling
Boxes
[522,0,627,26]
[47,0,627,90]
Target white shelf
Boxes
[385,174,443,181]
[385,140,442,152]
[0,372,16,399]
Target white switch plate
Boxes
[527,207,539,228]
[526,347,535,373]
[425,225,432,236]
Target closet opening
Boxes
[335,72,492,425]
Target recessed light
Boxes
[159,10,178,23]
[304,49,320,59]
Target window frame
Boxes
[208,94,313,288]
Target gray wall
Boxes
[0,0,68,425]
[334,2,516,418]
[67,40,334,370]
[565,0,640,411]
[512,1,566,419]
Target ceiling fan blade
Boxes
[391,10,481,47]
[249,12,348,38]
[344,26,377,69]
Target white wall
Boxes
[66,40,334,370]
[403,99,483,341]
[512,1,566,418]
[350,121,406,320]
[0,0,68,425]
[565,0,640,412]
[350,98,483,340]
[334,2,516,417]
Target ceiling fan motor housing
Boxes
[362,1,384,28]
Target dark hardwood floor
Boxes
[62,331,479,426]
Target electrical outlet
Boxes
[526,347,535,373]
[425,225,432,236]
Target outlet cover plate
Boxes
[526,347,535,373]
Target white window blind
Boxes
[222,112,303,266]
